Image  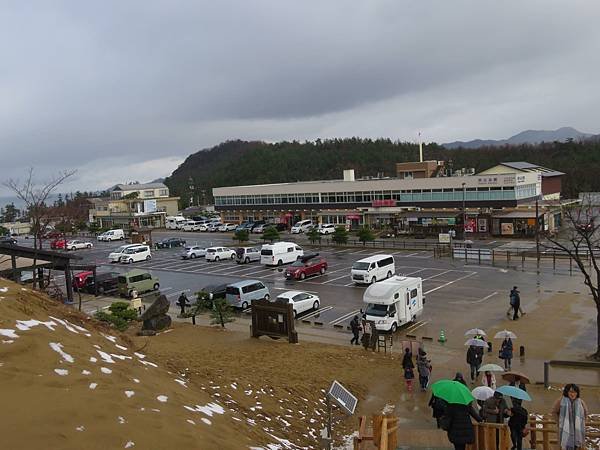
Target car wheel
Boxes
[293,310,298,319]
[128,258,134,264]
[242,301,249,310]
[87,244,92,248]
[391,322,398,333]
[230,253,235,260]
[387,271,392,279]
[277,260,283,266]
[98,286,105,295]
[313,300,319,310]
[370,276,376,284]
[70,246,76,251]
[215,256,220,261]
[245,257,250,264]
[299,272,306,280]
[264,294,270,301]
[320,267,326,275]
[190,253,196,259]
[153,283,160,291]
[146,255,151,260]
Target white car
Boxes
[198,224,209,232]
[205,247,236,261]
[182,246,206,259]
[275,291,320,318]
[291,220,313,234]
[182,221,202,231]
[318,224,336,235]
[108,244,144,263]
[218,223,237,232]
[207,223,222,232]
[119,245,152,264]
[66,240,93,250]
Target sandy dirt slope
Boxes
[0,279,404,449]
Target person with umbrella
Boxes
[466,344,484,383]
[482,391,509,424]
[551,383,588,450]
[432,380,482,450]
[481,370,497,390]
[453,372,467,386]
[499,336,514,370]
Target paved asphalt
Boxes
[26,230,587,342]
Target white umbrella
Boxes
[465,328,487,336]
[494,330,517,339]
[479,363,504,372]
[465,338,488,347]
[472,386,495,401]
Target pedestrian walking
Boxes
[453,372,467,386]
[481,370,497,390]
[404,365,415,392]
[509,376,527,392]
[444,403,482,450]
[362,320,372,350]
[429,394,448,429]
[466,345,484,383]
[177,292,189,316]
[416,348,432,391]
[507,398,529,450]
[482,391,509,424]
[551,383,588,450]
[349,315,361,345]
[507,286,525,319]
[499,337,514,370]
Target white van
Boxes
[166,216,187,230]
[120,245,152,264]
[108,244,145,263]
[291,220,313,234]
[182,221,201,231]
[225,280,270,309]
[260,242,304,266]
[351,254,395,284]
[99,229,125,241]
[363,276,424,332]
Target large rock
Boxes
[142,315,172,332]
[140,295,170,321]
[139,294,172,333]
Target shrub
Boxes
[95,301,138,331]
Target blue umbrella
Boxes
[496,385,532,401]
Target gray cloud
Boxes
[1,0,599,194]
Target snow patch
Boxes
[124,442,135,449]
[49,342,74,363]
[134,352,145,359]
[125,391,135,398]
[0,287,7,292]
[201,418,212,425]
[184,402,225,417]
[186,419,196,425]
[54,369,69,376]
[139,360,158,368]
[115,344,128,351]
[82,370,91,375]
[132,378,140,384]
[89,383,98,390]
[76,425,85,432]
[157,395,168,403]
[89,357,98,363]
[101,367,112,374]
[16,319,57,331]
[175,378,188,388]
[118,416,126,424]
[96,350,115,364]
[102,334,117,343]
[0,329,18,339]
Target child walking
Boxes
[404,366,415,392]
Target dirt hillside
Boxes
[0,279,405,449]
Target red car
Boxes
[284,254,328,280]
[73,271,94,290]
[50,238,68,250]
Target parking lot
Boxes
[26,230,587,342]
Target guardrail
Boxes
[543,359,600,388]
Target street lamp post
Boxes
[462,182,466,240]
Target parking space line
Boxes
[404,320,429,333]
[422,270,452,281]
[300,306,334,320]
[449,291,498,305]
[329,309,360,325]
[272,287,319,294]
[424,272,477,295]
[322,274,351,284]
[401,268,428,276]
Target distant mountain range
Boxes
[443,127,596,149]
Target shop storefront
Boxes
[491,211,542,237]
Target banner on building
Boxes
[464,218,476,233]
[501,222,514,235]
[477,218,488,233]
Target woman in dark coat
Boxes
[402,348,414,370]
[445,403,483,450]
[500,337,514,370]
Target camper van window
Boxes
[352,262,370,270]
[287,247,294,252]
[261,249,273,256]
[366,303,388,317]
[410,289,418,298]
[394,293,399,299]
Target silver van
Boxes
[225,280,270,309]
[235,247,261,264]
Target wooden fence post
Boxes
[372,415,383,448]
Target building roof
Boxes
[496,162,564,177]
[112,183,167,192]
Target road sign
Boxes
[439,233,450,243]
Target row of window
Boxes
[215,187,525,206]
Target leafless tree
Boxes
[3,168,76,289]
[544,200,600,360]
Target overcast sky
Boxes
[1,0,599,196]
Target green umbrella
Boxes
[431,380,475,405]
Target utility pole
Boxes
[535,197,540,268]
[462,182,466,240]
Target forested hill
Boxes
[164,138,600,206]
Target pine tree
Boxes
[233,229,249,243]
[262,226,279,243]
[306,227,321,244]
[332,226,349,245]
[357,226,375,246]
[211,298,235,328]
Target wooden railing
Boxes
[353,415,398,450]
[528,415,600,449]
[467,422,511,450]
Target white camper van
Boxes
[260,242,304,266]
[166,216,187,230]
[362,276,424,332]
[351,254,395,284]
[98,229,125,241]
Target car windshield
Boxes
[352,262,370,270]
[114,246,128,252]
[366,303,388,317]
[290,260,305,267]
[293,222,302,227]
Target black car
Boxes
[195,283,228,308]
[0,236,17,245]
[84,272,120,295]
[155,237,187,248]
